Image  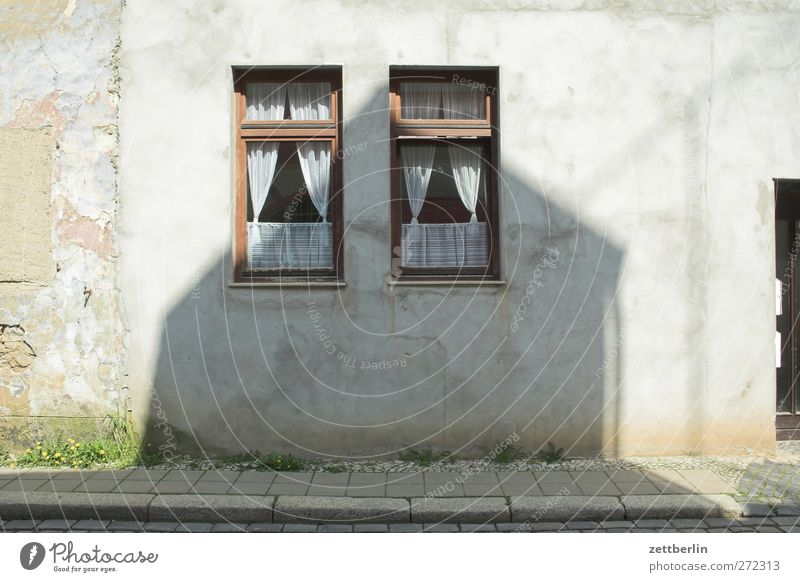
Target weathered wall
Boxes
[0,0,126,449]
[115,0,797,458]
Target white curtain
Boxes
[247,142,280,223]
[401,144,436,225]
[248,222,332,269]
[442,84,485,120]
[449,144,483,223]
[245,83,287,120]
[296,141,331,222]
[400,82,442,119]
[402,223,488,267]
[287,82,331,120]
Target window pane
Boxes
[246,142,332,270]
[399,82,485,120]
[246,83,288,120]
[400,143,486,224]
[399,142,489,267]
[245,82,333,121]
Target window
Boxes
[390,68,499,280]
[233,68,343,281]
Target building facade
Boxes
[3,0,799,460]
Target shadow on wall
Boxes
[139,87,626,463]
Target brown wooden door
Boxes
[775,179,800,439]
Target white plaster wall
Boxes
[119,0,797,457]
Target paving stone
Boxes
[161,470,205,484]
[3,520,40,531]
[318,524,353,532]
[0,491,152,520]
[462,484,504,497]
[246,522,283,532]
[771,516,800,526]
[528,522,564,531]
[1,480,48,491]
[622,494,740,520]
[389,523,423,532]
[616,482,662,495]
[348,474,387,486]
[210,523,248,532]
[605,470,648,482]
[386,485,426,498]
[501,482,544,496]
[106,521,144,532]
[283,524,317,533]
[114,481,155,494]
[539,483,582,496]
[311,473,350,486]
[346,485,386,497]
[740,502,774,517]
[459,523,496,532]
[75,480,119,493]
[565,521,600,530]
[494,523,526,532]
[149,494,274,523]
[754,526,782,532]
[274,496,408,524]
[126,469,170,481]
[353,524,389,532]
[176,522,213,532]
[38,519,76,529]
[307,485,348,497]
[37,480,84,493]
[412,497,509,524]
[198,470,241,482]
[704,517,737,528]
[461,472,500,484]
[229,483,271,495]
[191,482,232,495]
[634,519,669,528]
[144,522,179,532]
[737,517,774,526]
[73,520,110,531]
[268,484,310,496]
[234,472,275,484]
[153,482,194,494]
[575,482,622,496]
[601,520,634,529]
[511,495,623,523]
[776,504,800,517]
[531,471,572,482]
[779,526,800,532]
[670,518,707,529]
[424,523,461,532]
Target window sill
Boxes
[388,279,505,287]
[229,280,345,288]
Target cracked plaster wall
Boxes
[0,0,126,450]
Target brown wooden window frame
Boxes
[389,67,500,281]
[233,67,344,283]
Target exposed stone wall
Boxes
[0,0,126,450]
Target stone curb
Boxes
[274,496,408,524]
[622,494,740,520]
[2,492,792,524]
[410,497,509,524]
[149,495,274,523]
[510,495,624,523]
[0,492,153,521]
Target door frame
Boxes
[774,178,800,440]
